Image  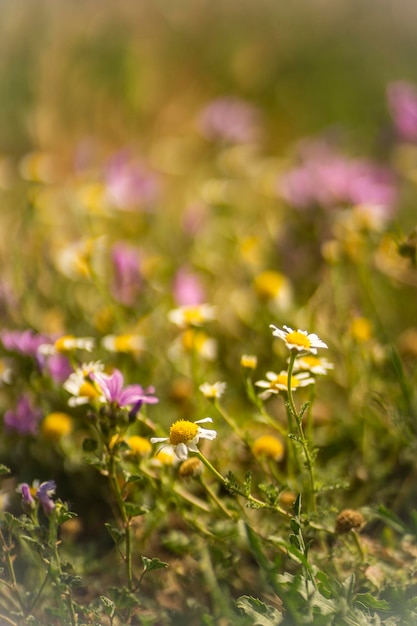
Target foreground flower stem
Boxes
[287,352,317,513]
[195,451,290,518]
[108,451,133,591]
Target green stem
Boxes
[195,451,290,518]
[109,453,133,591]
[287,353,317,512]
[0,529,26,612]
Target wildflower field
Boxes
[3,1,417,624]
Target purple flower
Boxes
[36,481,56,515]
[104,151,159,211]
[173,267,205,306]
[20,483,35,508]
[44,354,73,384]
[93,369,159,408]
[4,395,42,435]
[1,329,49,357]
[387,81,417,142]
[111,242,142,306]
[198,97,261,144]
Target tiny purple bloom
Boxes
[111,242,142,306]
[104,151,159,211]
[93,369,159,408]
[1,329,49,357]
[173,267,205,306]
[20,483,35,508]
[36,481,56,515]
[4,395,42,435]
[198,97,261,144]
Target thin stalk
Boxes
[108,453,133,591]
[287,353,317,512]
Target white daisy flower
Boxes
[39,335,95,356]
[150,418,217,461]
[270,324,328,354]
[168,304,216,329]
[63,361,105,406]
[199,381,227,399]
[255,370,314,400]
[292,354,334,375]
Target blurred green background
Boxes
[1,0,416,157]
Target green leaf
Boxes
[141,556,169,572]
[236,595,283,625]
[124,502,149,518]
[0,464,11,475]
[290,519,300,534]
[293,493,301,517]
[100,595,116,618]
[354,593,390,611]
[104,523,125,545]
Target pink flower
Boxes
[104,151,159,211]
[387,81,417,142]
[198,97,261,144]
[4,395,42,435]
[1,329,49,357]
[173,267,205,306]
[111,242,142,306]
[93,369,158,409]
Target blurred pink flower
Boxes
[104,151,159,211]
[387,81,417,142]
[198,97,261,144]
[173,267,205,306]
[111,242,142,306]
[278,140,397,215]
[1,329,49,357]
[93,369,159,409]
[4,395,42,435]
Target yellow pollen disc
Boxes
[183,307,204,325]
[79,380,100,398]
[271,374,299,389]
[127,436,152,456]
[54,335,74,352]
[254,271,285,298]
[286,331,310,348]
[169,420,199,445]
[301,356,320,368]
[252,435,284,461]
[41,412,72,440]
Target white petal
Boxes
[174,443,189,460]
[198,428,217,440]
[150,437,168,444]
[195,417,213,424]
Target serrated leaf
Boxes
[141,556,169,572]
[100,595,115,618]
[354,593,390,611]
[124,502,149,518]
[235,595,283,625]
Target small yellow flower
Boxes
[270,324,328,354]
[126,435,152,457]
[350,317,372,343]
[254,271,292,308]
[240,354,258,369]
[41,413,73,440]
[179,329,217,360]
[252,435,284,462]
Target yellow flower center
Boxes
[252,435,284,461]
[181,329,207,352]
[286,331,311,349]
[300,356,320,368]
[350,317,372,342]
[41,412,72,440]
[127,435,152,456]
[54,335,75,352]
[271,374,299,389]
[79,380,101,399]
[182,307,205,325]
[169,420,199,445]
[254,271,286,299]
